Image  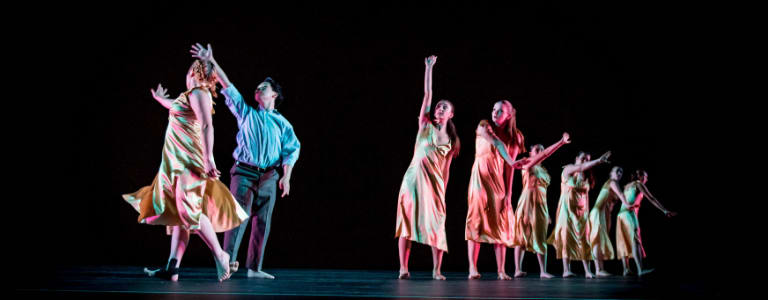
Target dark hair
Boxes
[263,77,284,106]
[631,169,647,181]
[577,151,596,189]
[530,144,544,153]
[436,100,460,158]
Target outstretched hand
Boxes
[599,151,612,164]
[151,83,169,100]
[190,43,214,62]
[561,132,571,144]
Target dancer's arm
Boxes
[443,156,453,190]
[419,55,437,128]
[522,133,571,169]
[609,180,634,208]
[150,83,174,109]
[563,151,611,177]
[638,183,676,217]
[476,122,517,166]
[188,89,220,178]
[279,124,301,198]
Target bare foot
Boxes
[433,272,446,280]
[214,252,231,282]
[143,267,178,281]
[514,271,527,278]
[230,261,239,273]
[468,271,481,279]
[623,269,634,276]
[585,271,595,279]
[540,272,555,279]
[398,270,410,279]
[562,271,576,278]
[596,270,612,277]
[247,269,275,279]
[498,272,512,280]
[638,268,655,277]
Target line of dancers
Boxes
[395,55,676,280]
[122,46,674,282]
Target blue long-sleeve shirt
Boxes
[221,85,300,168]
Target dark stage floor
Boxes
[17,266,714,299]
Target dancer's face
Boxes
[576,152,588,164]
[491,102,511,126]
[639,173,648,184]
[611,167,623,181]
[530,144,544,156]
[255,81,277,103]
[434,101,454,121]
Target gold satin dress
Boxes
[395,122,453,252]
[512,164,551,255]
[123,88,248,233]
[616,180,647,259]
[548,171,591,260]
[465,123,516,246]
[588,180,618,260]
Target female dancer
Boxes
[465,100,526,280]
[511,133,571,278]
[617,170,676,276]
[395,56,460,280]
[123,59,248,282]
[548,151,611,278]
[588,166,634,277]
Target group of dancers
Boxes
[123,44,674,282]
[395,55,676,280]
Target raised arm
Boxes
[419,55,437,127]
[638,182,676,217]
[523,132,570,169]
[150,83,174,109]
[188,89,220,179]
[191,43,232,89]
[563,151,611,177]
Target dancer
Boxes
[191,43,301,279]
[465,100,526,280]
[617,170,676,276]
[511,133,571,278]
[588,166,635,277]
[548,151,611,278]
[395,55,460,280]
[123,58,248,282]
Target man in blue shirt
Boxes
[192,43,300,279]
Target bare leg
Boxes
[513,247,526,277]
[467,241,481,279]
[582,260,594,278]
[494,244,511,280]
[537,253,554,278]
[632,237,654,276]
[195,214,231,282]
[593,246,612,277]
[621,257,633,276]
[168,226,189,281]
[562,258,575,277]
[398,237,411,279]
[432,247,446,280]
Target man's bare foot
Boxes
[398,270,410,279]
[433,272,446,280]
[638,268,655,277]
[562,271,576,278]
[214,252,231,282]
[514,271,527,278]
[498,272,512,280]
[540,272,555,279]
[247,269,275,279]
[596,270,612,277]
[585,271,595,279]
[230,261,239,273]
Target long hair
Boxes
[497,100,525,153]
[437,100,461,158]
[189,59,218,98]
